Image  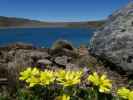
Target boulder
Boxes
[54,56,68,66]
[50,40,78,58]
[51,39,74,50]
[90,2,133,72]
[37,59,52,65]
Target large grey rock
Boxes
[90,2,133,72]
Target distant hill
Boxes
[66,21,105,29]
[0,16,105,29]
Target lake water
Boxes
[0,28,95,48]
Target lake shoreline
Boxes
[0,27,92,29]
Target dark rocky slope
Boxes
[90,2,133,72]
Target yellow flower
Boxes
[117,87,130,99]
[31,67,40,76]
[128,91,133,100]
[56,70,82,87]
[88,72,99,86]
[40,70,55,85]
[19,67,39,81]
[19,67,33,81]
[55,70,66,81]
[99,74,112,93]
[88,72,112,93]
[56,94,70,100]
[117,87,133,100]
[26,76,40,87]
[19,67,40,87]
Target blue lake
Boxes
[0,28,95,48]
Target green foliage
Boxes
[75,85,115,100]
[16,88,43,100]
[0,96,9,100]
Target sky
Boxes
[0,0,130,22]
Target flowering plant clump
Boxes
[40,70,55,86]
[19,68,83,99]
[19,67,39,81]
[19,67,133,100]
[55,70,83,87]
[117,87,133,100]
[87,72,112,93]
[19,67,40,87]
[19,67,55,87]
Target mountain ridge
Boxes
[0,16,105,29]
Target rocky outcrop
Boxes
[90,2,133,72]
[2,42,131,98]
[0,42,96,89]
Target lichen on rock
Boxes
[90,2,133,72]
